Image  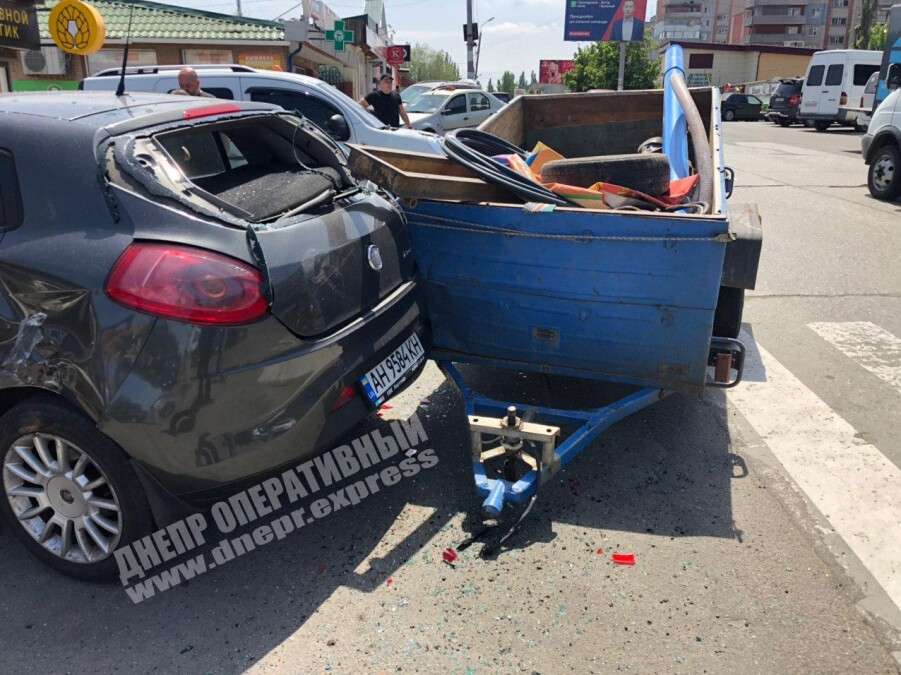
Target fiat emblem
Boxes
[367,244,383,271]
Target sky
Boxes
[158,0,657,86]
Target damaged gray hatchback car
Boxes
[0,93,427,579]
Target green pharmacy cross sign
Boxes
[325,20,354,52]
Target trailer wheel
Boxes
[713,286,745,339]
[540,153,671,196]
[814,121,831,132]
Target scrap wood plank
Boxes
[347,144,516,203]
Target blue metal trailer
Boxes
[352,47,761,547]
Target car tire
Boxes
[867,143,901,201]
[713,286,745,339]
[0,398,154,581]
[540,153,671,196]
[814,121,831,132]
[723,109,735,121]
[778,118,791,127]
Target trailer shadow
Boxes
[0,357,748,673]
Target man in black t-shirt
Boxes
[360,74,412,128]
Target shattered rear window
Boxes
[150,116,350,223]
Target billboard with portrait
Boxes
[564,0,647,42]
[539,59,575,84]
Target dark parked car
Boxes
[721,92,764,121]
[0,93,427,579]
[766,78,804,126]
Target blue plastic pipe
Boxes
[663,44,690,181]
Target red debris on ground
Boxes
[380,403,394,410]
[595,548,604,556]
[386,577,394,586]
[442,548,458,564]
[612,553,636,566]
[319,564,328,574]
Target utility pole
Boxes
[466,0,475,80]
[235,0,242,16]
[617,42,626,91]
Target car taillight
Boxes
[106,242,268,325]
[789,94,800,106]
[840,92,848,105]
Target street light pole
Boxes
[466,0,475,80]
[474,16,494,80]
[235,0,242,16]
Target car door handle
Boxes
[463,116,469,120]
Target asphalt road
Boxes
[0,121,899,674]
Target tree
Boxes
[529,70,538,92]
[853,0,877,48]
[517,71,528,90]
[869,22,888,50]
[499,71,516,96]
[409,43,461,82]
[564,36,660,92]
[487,78,495,92]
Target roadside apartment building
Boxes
[0,0,399,98]
[655,0,894,49]
[658,40,817,85]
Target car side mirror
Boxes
[888,64,901,91]
[326,114,350,141]
[441,107,455,116]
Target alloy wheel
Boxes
[3,433,123,564]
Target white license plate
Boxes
[359,333,425,406]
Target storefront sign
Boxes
[12,78,78,91]
[238,52,283,71]
[325,19,353,52]
[385,44,410,66]
[0,0,40,51]
[49,0,106,56]
[563,0,647,42]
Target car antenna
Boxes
[115,1,136,97]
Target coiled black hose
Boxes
[442,129,572,206]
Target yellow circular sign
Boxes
[49,0,106,56]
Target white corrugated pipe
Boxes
[669,71,714,210]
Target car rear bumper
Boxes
[837,106,865,124]
[798,112,838,121]
[766,109,798,121]
[99,280,428,500]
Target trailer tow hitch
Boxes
[441,361,666,556]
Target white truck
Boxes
[799,49,881,131]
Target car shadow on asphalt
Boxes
[0,358,748,672]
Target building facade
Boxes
[655,0,894,49]
[1,0,400,100]
[659,39,817,85]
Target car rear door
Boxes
[820,61,845,117]
[802,63,826,116]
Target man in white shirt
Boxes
[610,0,645,41]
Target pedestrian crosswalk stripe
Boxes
[808,321,901,394]
[728,330,901,611]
